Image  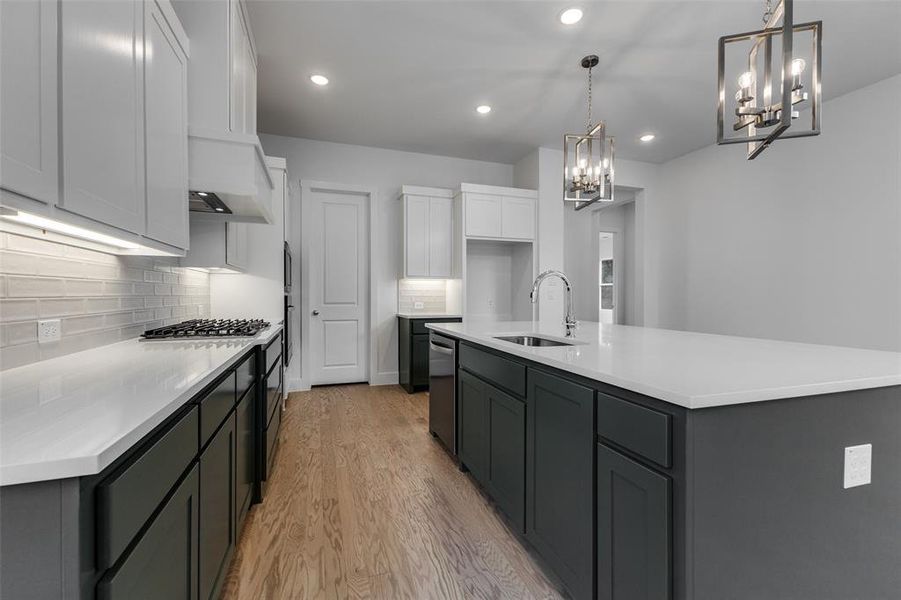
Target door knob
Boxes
[312,309,320,316]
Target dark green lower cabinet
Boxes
[97,465,199,600]
[235,387,255,533]
[459,369,489,481]
[199,418,236,600]
[597,444,671,600]
[485,384,526,532]
[526,370,595,600]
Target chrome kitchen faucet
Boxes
[530,270,578,337]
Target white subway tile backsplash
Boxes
[8,276,66,297]
[0,299,38,322]
[0,231,210,369]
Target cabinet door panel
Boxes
[458,369,488,482]
[464,193,501,237]
[244,30,257,135]
[97,465,199,600]
[144,0,188,249]
[428,196,453,276]
[526,369,595,600]
[61,0,145,234]
[411,334,430,387]
[501,196,535,240]
[199,417,236,600]
[0,0,59,205]
[597,444,671,600]
[405,195,429,277]
[235,387,255,532]
[229,0,246,134]
[486,385,525,531]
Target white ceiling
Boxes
[246,1,901,165]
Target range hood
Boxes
[174,0,274,224]
[186,128,273,223]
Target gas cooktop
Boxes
[140,319,270,340]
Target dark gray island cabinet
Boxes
[0,330,284,600]
[452,337,901,600]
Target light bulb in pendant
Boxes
[738,71,754,89]
[791,58,806,76]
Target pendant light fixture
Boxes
[716,0,822,159]
[564,54,614,210]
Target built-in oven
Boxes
[428,333,457,455]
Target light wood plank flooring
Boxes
[221,384,567,600]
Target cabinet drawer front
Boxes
[460,343,525,397]
[597,444,671,600]
[411,317,460,335]
[97,406,199,571]
[265,336,282,374]
[263,399,282,480]
[236,351,255,402]
[597,393,672,468]
[265,362,283,427]
[97,464,199,600]
[200,372,236,447]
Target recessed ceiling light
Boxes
[310,74,329,86]
[476,105,492,115]
[639,133,656,142]
[559,8,583,25]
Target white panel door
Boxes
[428,196,453,276]
[310,190,369,385]
[60,0,145,234]
[144,0,188,249]
[405,195,429,277]
[0,0,59,205]
[501,196,536,240]
[465,193,502,238]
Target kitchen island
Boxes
[427,320,901,600]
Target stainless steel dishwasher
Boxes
[428,332,457,454]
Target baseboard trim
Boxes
[369,371,399,386]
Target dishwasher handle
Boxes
[429,341,454,356]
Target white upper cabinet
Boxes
[225,221,248,270]
[230,0,257,136]
[60,0,146,234]
[401,187,454,278]
[459,184,537,241]
[501,196,536,240]
[0,0,59,205]
[464,193,502,238]
[144,0,190,249]
[181,218,247,271]
[0,0,191,255]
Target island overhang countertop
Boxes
[425,320,901,409]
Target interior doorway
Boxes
[302,181,372,386]
[598,232,618,324]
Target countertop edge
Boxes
[426,324,901,409]
[0,324,283,487]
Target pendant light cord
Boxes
[586,63,593,131]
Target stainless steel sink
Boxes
[494,335,575,347]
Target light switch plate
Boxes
[843,444,872,489]
[38,319,61,344]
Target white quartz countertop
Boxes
[426,321,901,409]
[396,312,462,319]
[0,324,282,486]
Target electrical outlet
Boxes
[844,444,872,489]
[38,319,61,344]
[487,298,495,310]
[414,301,424,309]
